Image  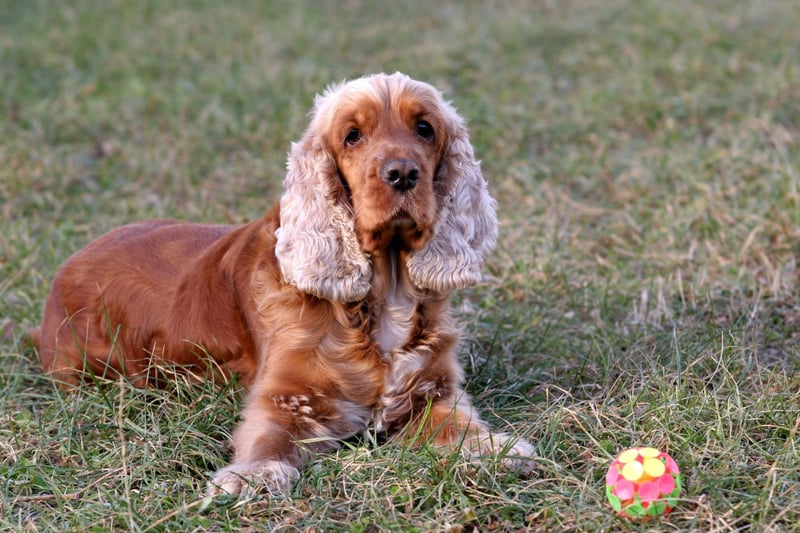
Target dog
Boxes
[32,72,534,496]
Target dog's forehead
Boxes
[314,75,442,128]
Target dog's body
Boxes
[33,73,534,495]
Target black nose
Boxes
[381,159,419,191]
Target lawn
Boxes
[2,0,800,531]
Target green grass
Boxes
[2,0,800,530]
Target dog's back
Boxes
[35,216,276,387]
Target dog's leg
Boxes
[208,374,373,496]
[209,387,326,496]
[400,393,536,474]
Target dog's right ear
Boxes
[274,128,372,303]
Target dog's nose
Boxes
[381,159,419,192]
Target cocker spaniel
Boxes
[33,72,534,496]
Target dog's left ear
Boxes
[407,101,498,293]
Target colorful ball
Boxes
[605,447,681,519]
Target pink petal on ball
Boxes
[606,466,620,485]
[657,474,676,494]
[614,479,635,501]
[665,455,680,474]
[638,481,660,502]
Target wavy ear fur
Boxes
[274,132,372,302]
[406,102,498,293]
[276,75,496,299]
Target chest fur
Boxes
[373,284,417,356]
[366,251,449,430]
[370,277,435,430]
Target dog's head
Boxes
[275,72,497,301]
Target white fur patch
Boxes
[373,250,417,355]
[374,286,416,356]
[208,460,299,497]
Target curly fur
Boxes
[32,72,533,496]
[276,73,498,300]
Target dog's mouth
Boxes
[360,210,433,253]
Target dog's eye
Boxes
[416,121,434,141]
[344,128,362,146]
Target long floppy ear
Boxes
[407,103,498,293]
[274,131,372,302]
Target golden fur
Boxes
[32,72,534,495]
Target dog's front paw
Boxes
[207,460,299,497]
[497,435,536,475]
[472,433,537,475]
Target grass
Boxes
[2,0,800,530]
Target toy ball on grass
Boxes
[605,447,681,519]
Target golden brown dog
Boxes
[33,72,534,495]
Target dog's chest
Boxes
[367,254,434,430]
[373,285,416,356]
[371,279,435,428]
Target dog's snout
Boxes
[381,159,419,192]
